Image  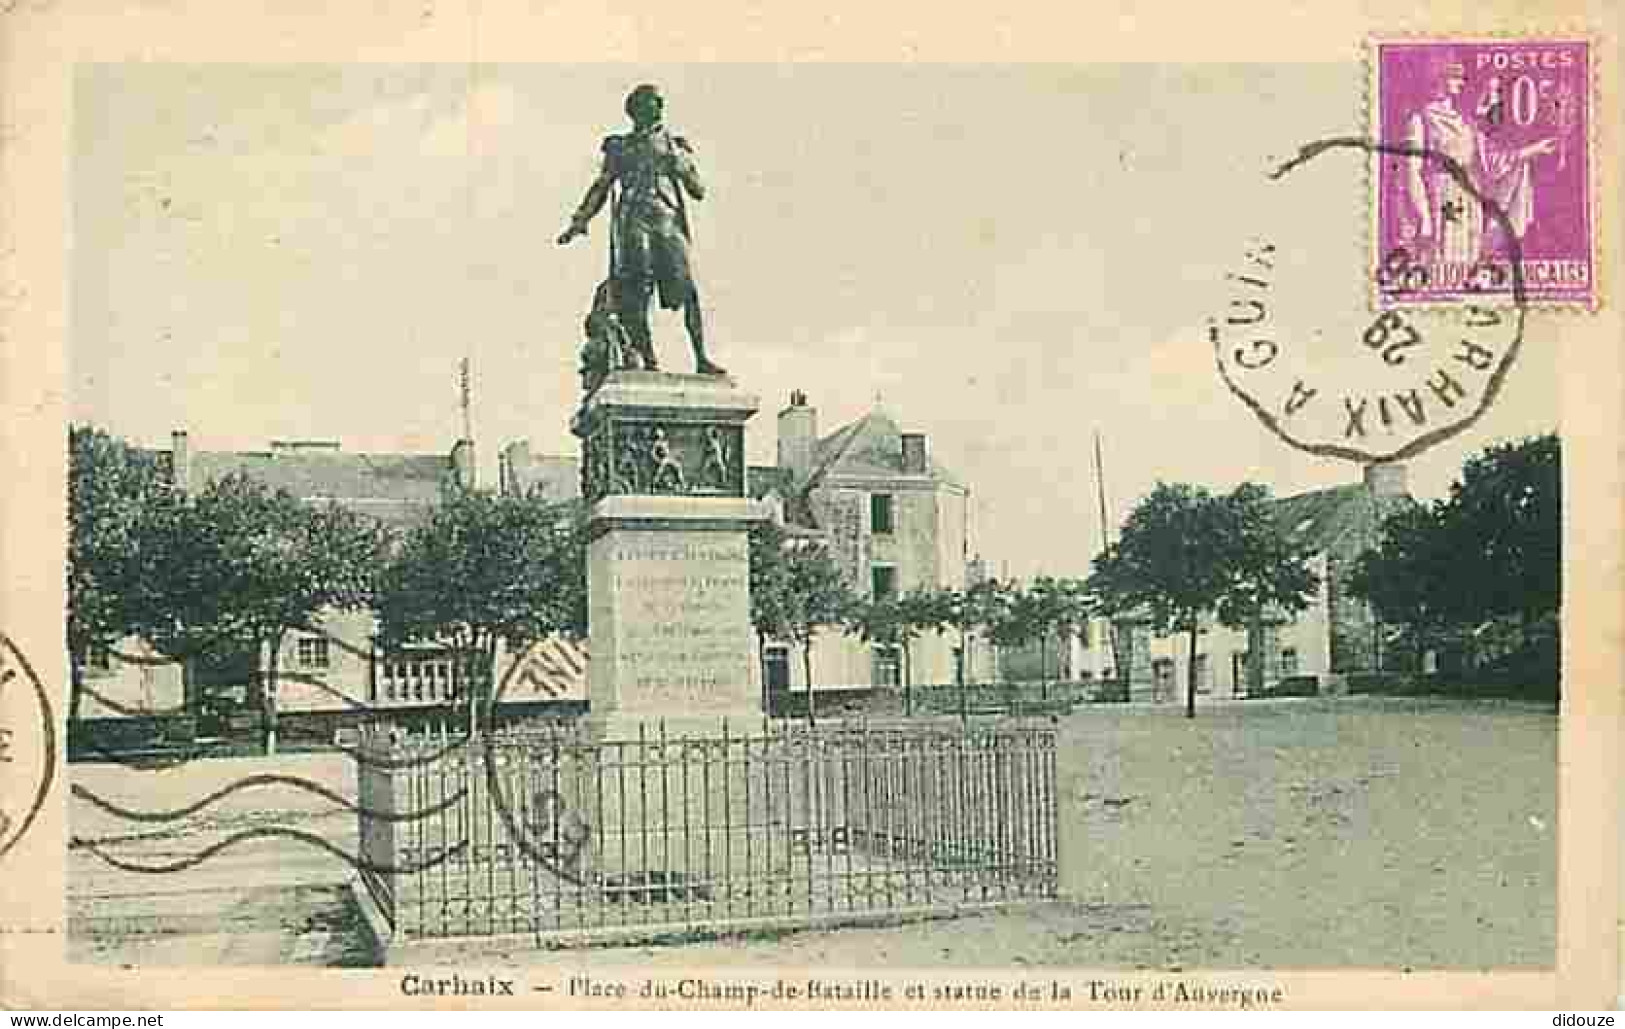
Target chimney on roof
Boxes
[1364,461,1407,499]
[778,390,816,480]
[451,438,476,491]
[170,429,190,493]
[901,432,928,475]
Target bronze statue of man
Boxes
[557,84,725,376]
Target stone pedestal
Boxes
[571,371,767,737]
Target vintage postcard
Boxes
[0,0,1620,1013]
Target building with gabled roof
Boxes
[999,463,1415,702]
[757,391,984,697]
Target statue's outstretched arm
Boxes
[558,151,616,245]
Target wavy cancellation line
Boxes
[71,775,467,825]
[70,827,470,876]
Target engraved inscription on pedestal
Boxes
[588,527,758,718]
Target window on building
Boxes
[871,564,897,601]
[1280,647,1300,677]
[762,645,790,693]
[870,493,895,535]
[296,636,330,670]
[872,645,902,687]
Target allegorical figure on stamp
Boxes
[1403,53,1556,266]
[558,84,726,378]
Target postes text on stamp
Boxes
[1372,37,1594,308]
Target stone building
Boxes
[999,462,1413,701]
[77,431,587,729]
[759,391,980,700]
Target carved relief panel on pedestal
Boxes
[582,419,745,503]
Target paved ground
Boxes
[68,696,1557,969]
[68,752,368,966]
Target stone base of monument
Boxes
[567,370,772,904]
[571,371,766,724]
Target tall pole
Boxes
[1094,430,1126,701]
[459,357,473,441]
[1093,430,1110,557]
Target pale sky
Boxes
[71,63,1559,578]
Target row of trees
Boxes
[1349,434,1560,677]
[69,424,1319,744]
[68,426,586,753]
[75,419,1556,742]
[748,435,1562,717]
[747,521,1114,722]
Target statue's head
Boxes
[625,84,664,128]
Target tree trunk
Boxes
[957,629,969,724]
[476,635,497,737]
[1247,609,1266,698]
[264,629,285,756]
[757,631,768,713]
[802,642,815,729]
[68,658,85,726]
[1039,632,1048,704]
[1186,619,1199,720]
[901,637,913,717]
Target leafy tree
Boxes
[749,522,860,723]
[985,581,1034,704]
[1350,434,1560,675]
[1348,501,1461,659]
[1089,481,1317,718]
[1447,434,1560,625]
[1023,576,1094,702]
[376,487,582,734]
[923,578,1009,721]
[1214,483,1323,696]
[66,426,183,722]
[160,473,389,753]
[748,519,795,692]
[845,587,936,716]
[783,544,855,726]
[981,576,1097,704]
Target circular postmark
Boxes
[1213,136,1527,464]
[478,646,593,885]
[0,632,58,861]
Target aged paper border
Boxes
[1,0,1620,1011]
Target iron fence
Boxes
[356,718,1057,945]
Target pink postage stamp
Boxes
[1372,37,1595,308]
